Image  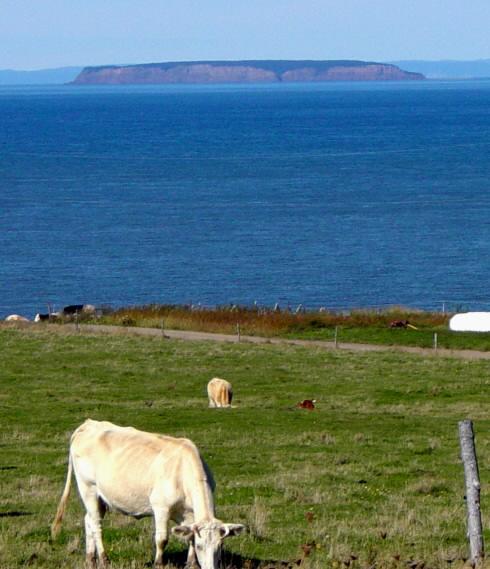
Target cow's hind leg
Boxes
[84,513,97,568]
[79,485,108,568]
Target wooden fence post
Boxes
[458,420,484,566]
[334,326,338,349]
[236,323,241,343]
[433,332,438,351]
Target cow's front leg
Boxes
[153,507,169,568]
[154,537,168,569]
[98,551,109,568]
[185,540,198,568]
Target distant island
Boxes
[71,60,425,85]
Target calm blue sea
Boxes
[2,81,490,318]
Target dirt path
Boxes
[35,323,490,361]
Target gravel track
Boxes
[32,323,490,360]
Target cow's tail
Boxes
[51,453,73,539]
[221,384,232,407]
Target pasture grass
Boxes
[91,304,490,352]
[1,327,490,568]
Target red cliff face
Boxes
[281,64,421,81]
[72,61,424,85]
[76,64,278,84]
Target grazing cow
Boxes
[34,313,50,322]
[62,304,96,317]
[62,304,84,315]
[5,314,29,322]
[207,378,233,408]
[34,312,60,322]
[51,419,246,569]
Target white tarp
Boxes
[449,312,490,332]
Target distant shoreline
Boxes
[4,59,490,85]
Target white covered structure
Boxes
[449,312,490,332]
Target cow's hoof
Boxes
[99,552,110,568]
[85,555,97,569]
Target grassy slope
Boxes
[286,327,490,351]
[1,328,489,569]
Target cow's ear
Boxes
[222,523,247,537]
[172,525,193,539]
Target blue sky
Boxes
[2,0,490,69]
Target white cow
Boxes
[51,419,245,569]
[207,378,233,408]
[5,314,29,322]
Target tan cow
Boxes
[207,378,233,408]
[5,314,29,322]
[51,419,245,569]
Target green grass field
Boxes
[1,327,489,569]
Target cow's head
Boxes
[172,520,246,569]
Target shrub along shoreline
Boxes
[47,303,490,352]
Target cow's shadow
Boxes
[0,510,32,518]
[159,549,297,569]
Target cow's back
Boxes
[70,420,197,515]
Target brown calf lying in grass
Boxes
[296,399,316,410]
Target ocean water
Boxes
[2,81,490,318]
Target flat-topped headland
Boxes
[72,59,425,84]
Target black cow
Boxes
[35,313,51,322]
[63,304,85,315]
